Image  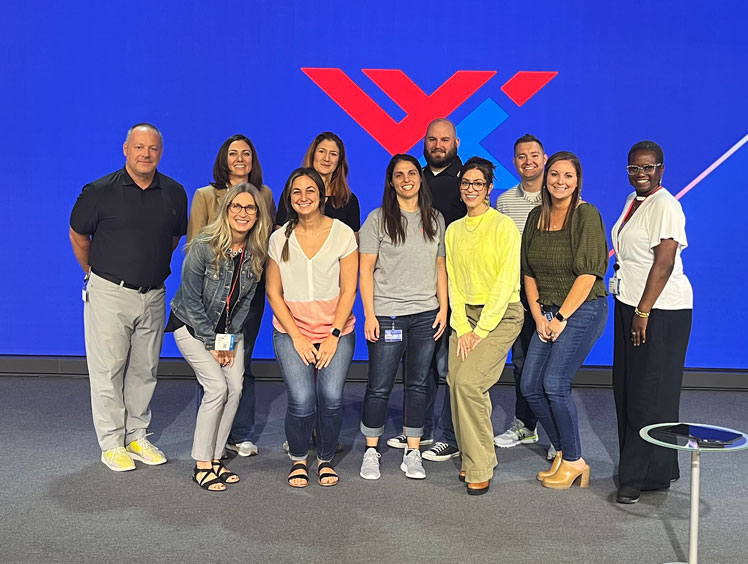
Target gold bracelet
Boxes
[634,307,650,318]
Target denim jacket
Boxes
[170,238,258,350]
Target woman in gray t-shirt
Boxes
[358,154,448,481]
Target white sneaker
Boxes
[226,441,259,457]
[101,447,135,472]
[400,449,426,479]
[360,448,381,480]
[494,418,539,448]
[547,444,557,461]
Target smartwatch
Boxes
[554,312,565,322]
[331,328,341,338]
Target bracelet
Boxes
[634,307,650,318]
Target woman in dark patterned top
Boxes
[520,151,609,489]
[275,132,361,234]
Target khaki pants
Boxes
[448,302,523,483]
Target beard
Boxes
[424,143,458,169]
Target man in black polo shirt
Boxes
[387,118,464,462]
[70,123,187,472]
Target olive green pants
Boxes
[448,302,524,483]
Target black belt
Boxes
[92,269,164,294]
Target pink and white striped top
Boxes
[268,219,357,343]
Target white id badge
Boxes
[215,333,235,351]
[82,275,89,303]
[384,329,403,342]
[608,275,621,296]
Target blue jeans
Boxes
[511,287,539,430]
[520,297,607,461]
[273,330,354,463]
[423,325,457,447]
[360,309,438,438]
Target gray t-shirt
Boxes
[359,207,446,316]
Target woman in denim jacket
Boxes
[167,183,271,491]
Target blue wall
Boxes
[2,1,746,368]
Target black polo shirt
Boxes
[70,167,188,287]
[423,157,465,227]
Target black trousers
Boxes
[613,299,692,491]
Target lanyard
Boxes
[616,186,662,253]
[225,249,244,328]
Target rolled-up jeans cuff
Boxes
[403,426,424,437]
[288,452,308,462]
[360,422,384,438]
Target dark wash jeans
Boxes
[360,309,438,438]
[273,330,355,463]
[520,297,608,461]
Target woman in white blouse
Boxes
[266,168,358,488]
[610,140,693,505]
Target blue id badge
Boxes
[384,317,402,342]
[384,329,403,342]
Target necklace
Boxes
[230,247,244,257]
[463,210,488,233]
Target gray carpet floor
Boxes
[1,376,747,564]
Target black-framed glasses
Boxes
[229,203,258,215]
[626,163,662,175]
[460,179,487,191]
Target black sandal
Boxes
[288,462,309,488]
[212,459,240,484]
[192,465,226,491]
[317,462,339,487]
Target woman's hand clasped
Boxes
[547,317,567,342]
[210,349,235,368]
[457,331,482,361]
[315,335,339,369]
[292,335,318,366]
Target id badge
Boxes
[82,274,90,303]
[215,333,235,351]
[384,329,403,342]
[608,275,621,296]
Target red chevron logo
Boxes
[301,68,496,154]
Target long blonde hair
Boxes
[188,183,271,278]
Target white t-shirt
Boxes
[268,219,358,341]
[611,188,692,310]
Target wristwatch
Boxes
[330,328,341,338]
[554,312,565,322]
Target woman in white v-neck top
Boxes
[610,141,692,505]
[267,167,358,488]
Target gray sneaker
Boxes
[547,444,557,461]
[400,449,426,479]
[360,448,381,480]
[494,418,539,448]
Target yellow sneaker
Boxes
[126,435,167,466]
[101,447,136,472]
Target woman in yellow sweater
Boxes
[445,157,524,495]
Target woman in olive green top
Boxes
[519,151,608,489]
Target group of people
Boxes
[69,120,692,502]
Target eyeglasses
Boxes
[460,179,487,191]
[626,163,662,175]
[229,203,258,215]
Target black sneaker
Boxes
[422,441,460,461]
[386,434,434,449]
[615,486,641,504]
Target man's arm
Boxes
[69,227,91,273]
